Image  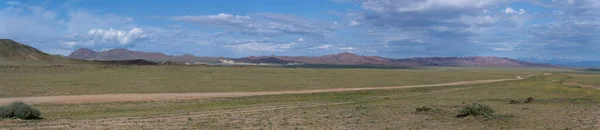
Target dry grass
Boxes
[0,65,541,97]
[1,74,599,129]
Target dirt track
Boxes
[0,78,518,105]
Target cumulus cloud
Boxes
[4,0,600,60]
[63,28,148,50]
[87,28,148,44]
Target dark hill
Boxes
[68,48,221,63]
[0,39,54,61]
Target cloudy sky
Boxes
[0,0,598,61]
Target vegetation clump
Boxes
[0,101,42,120]
[524,97,534,103]
[509,100,520,104]
[456,103,494,118]
[416,106,432,112]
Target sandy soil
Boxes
[0,78,517,105]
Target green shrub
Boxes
[456,103,494,118]
[0,106,10,118]
[0,101,42,119]
[416,106,432,112]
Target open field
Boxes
[0,78,516,105]
[2,64,599,129]
[1,73,599,129]
[0,64,556,97]
[561,73,600,88]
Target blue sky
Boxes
[0,0,598,61]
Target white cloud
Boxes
[5,1,20,6]
[349,20,361,26]
[225,40,297,52]
[503,7,516,13]
[87,28,148,44]
[519,9,526,15]
[339,47,356,51]
[503,7,525,15]
[297,38,304,42]
[361,0,503,13]
[492,47,513,51]
[63,28,148,50]
[311,44,334,49]
[170,13,250,24]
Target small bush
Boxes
[509,100,520,104]
[0,101,42,119]
[0,106,10,118]
[456,103,494,118]
[524,97,534,103]
[416,106,432,112]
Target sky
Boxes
[0,0,598,61]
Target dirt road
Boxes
[0,78,518,105]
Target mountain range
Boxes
[67,48,558,68]
[0,39,566,68]
[68,48,222,63]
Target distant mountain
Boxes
[560,61,600,67]
[235,56,293,64]
[395,56,557,67]
[68,48,221,62]
[66,48,559,68]
[517,58,600,67]
[238,53,558,68]
[238,52,417,65]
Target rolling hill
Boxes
[0,39,54,61]
[0,39,158,65]
[68,48,221,63]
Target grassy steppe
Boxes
[1,73,598,129]
[0,65,555,97]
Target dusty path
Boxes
[1,86,475,129]
[0,78,518,105]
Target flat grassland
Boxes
[0,64,553,97]
[1,64,599,129]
